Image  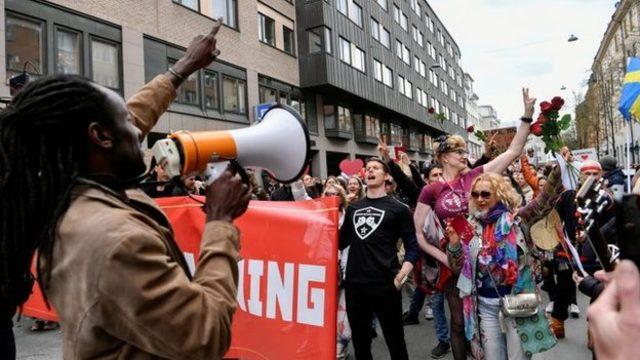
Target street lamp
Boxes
[568,34,579,42]
[560,85,567,90]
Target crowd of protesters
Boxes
[134,86,640,360]
[5,22,640,360]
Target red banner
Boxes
[22,197,340,360]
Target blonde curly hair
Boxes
[469,173,522,213]
[433,135,467,164]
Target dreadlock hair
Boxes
[0,75,115,312]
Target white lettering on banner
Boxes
[266,261,294,321]
[297,264,326,326]
[248,260,264,316]
[236,259,326,327]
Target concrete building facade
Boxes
[587,0,640,165]
[463,72,482,160]
[3,0,469,177]
[296,0,469,174]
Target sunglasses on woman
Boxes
[470,191,492,199]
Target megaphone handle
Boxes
[204,160,250,186]
[204,161,230,186]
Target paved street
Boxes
[15,292,591,359]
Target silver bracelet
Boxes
[168,67,186,81]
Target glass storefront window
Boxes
[56,29,81,74]
[6,15,44,80]
[338,106,352,131]
[324,104,336,129]
[92,40,119,89]
[203,70,219,110]
[390,123,402,145]
[259,85,277,103]
[169,59,199,105]
[223,76,246,114]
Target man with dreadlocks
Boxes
[0,20,252,359]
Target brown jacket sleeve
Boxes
[97,221,240,359]
[127,74,177,137]
[520,155,540,198]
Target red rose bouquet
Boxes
[530,96,571,153]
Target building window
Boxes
[390,123,402,145]
[371,18,391,49]
[6,15,44,80]
[396,39,402,59]
[373,59,382,81]
[91,39,119,89]
[338,105,353,131]
[258,13,276,46]
[380,27,390,48]
[339,37,365,72]
[382,65,393,87]
[204,70,219,110]
[371,18,380,40]
[223,76,246,114]
[413,28,422,46]
[324,104,352,133]
[366,115,381,139]
[259,85,278,103]
[56,28,81,75]
[400,13,408,31]
[352,45,365,72]
[402,45,410,65]
[283,26,295,55]
[422,134,433,152]
[169,59,199,105]
[393,4,400,23]
[307,26,332,54]
[355,114,380,142]
[338,0,362,27]
[175,0,198,11]
[324,104,336,129]
[410,131,419,149]
[375,61,392,87]
[211,0,238,28]
[375,0,387,10]
[404,79,412,99]
[420,61,426,77]
[414,55,420,73]
[339,37,351,64]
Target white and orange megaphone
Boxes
[151,104,310,183]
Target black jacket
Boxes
[605,168,626,187]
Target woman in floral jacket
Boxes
[445,166,562,360]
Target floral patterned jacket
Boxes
[446,166,563,359]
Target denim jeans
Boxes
[432,292,449,343]
[477,297,530,360]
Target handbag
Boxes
[486,268,539,318]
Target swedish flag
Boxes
[619,57,640,121]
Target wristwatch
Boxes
[520,116,533,123]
